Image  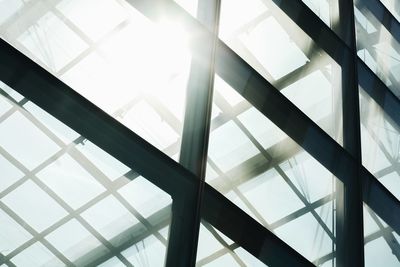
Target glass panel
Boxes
[0,111,61,171]
[0,153,24,192]
[363,203,400,267]
[0,209,32,255]
[206,75,338,265]
[0,0,191,160]
[57,0,128,42]
[355,2,400,98]
[359,87,400,200]
[2,180,68,232]
[10,242,64,267]
[196,220,268,266]
[0,83,172,266]
[219,0,342,144]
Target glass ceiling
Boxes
[355,0,400,98]
[1,0,195,159]
[207,76,337,265]
[218,0,343,144]
[0,0,400,266]
[0,82,172,266]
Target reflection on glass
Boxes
[0,0,191,160]
[355,2,400,97]
[363,203,400,267]
[196,220,268,266]
[379,0,400,22]
[0,84,172,266]
[207,75,337,265]
[359,87,400,200]
[219,0,342,144]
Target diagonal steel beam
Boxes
[356,0,400,43]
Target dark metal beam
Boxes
[168,0,221,266]
[202,183,314,267]
[356,0,400,43]
[335,0,364,266]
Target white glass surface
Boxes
[18,11,88,72]
[274,213,333,262]
[0,0,191,160]
[360,88,400,200]
[0,111,60,170]
[2,180,67,232]
[76,141,130,181]
[0,83,172,266]
[0,209,31,255]
[45,219,108,264]
[37,154,106,209]
[81,195,142,243]
[121,234,167,267]
[10,242,64,267]
[57,0,128,41]
[0,153,24,192]
[196,221,268,266]
[0,95,12,116]
[23,101,79,144]
[207,75,337,263]
[208,120,260,172]
[355,4,400,97]
[364,205,400,267]
[118,176,172,219]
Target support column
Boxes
[334,1,364,266]
[165,1,220,266]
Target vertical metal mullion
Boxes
[335,1,364,267]
[165,1,221,266]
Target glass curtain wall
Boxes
[0,0,400,267]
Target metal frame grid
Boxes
[0,0,399,266]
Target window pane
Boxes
[219,0,342,144]
[207,76,338,265]
[196,220,268,267]
[359,87,400,200]
[0,83,172,266]
[363,203,400,267]
[0,0,191,160]
[355,2,400,98]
